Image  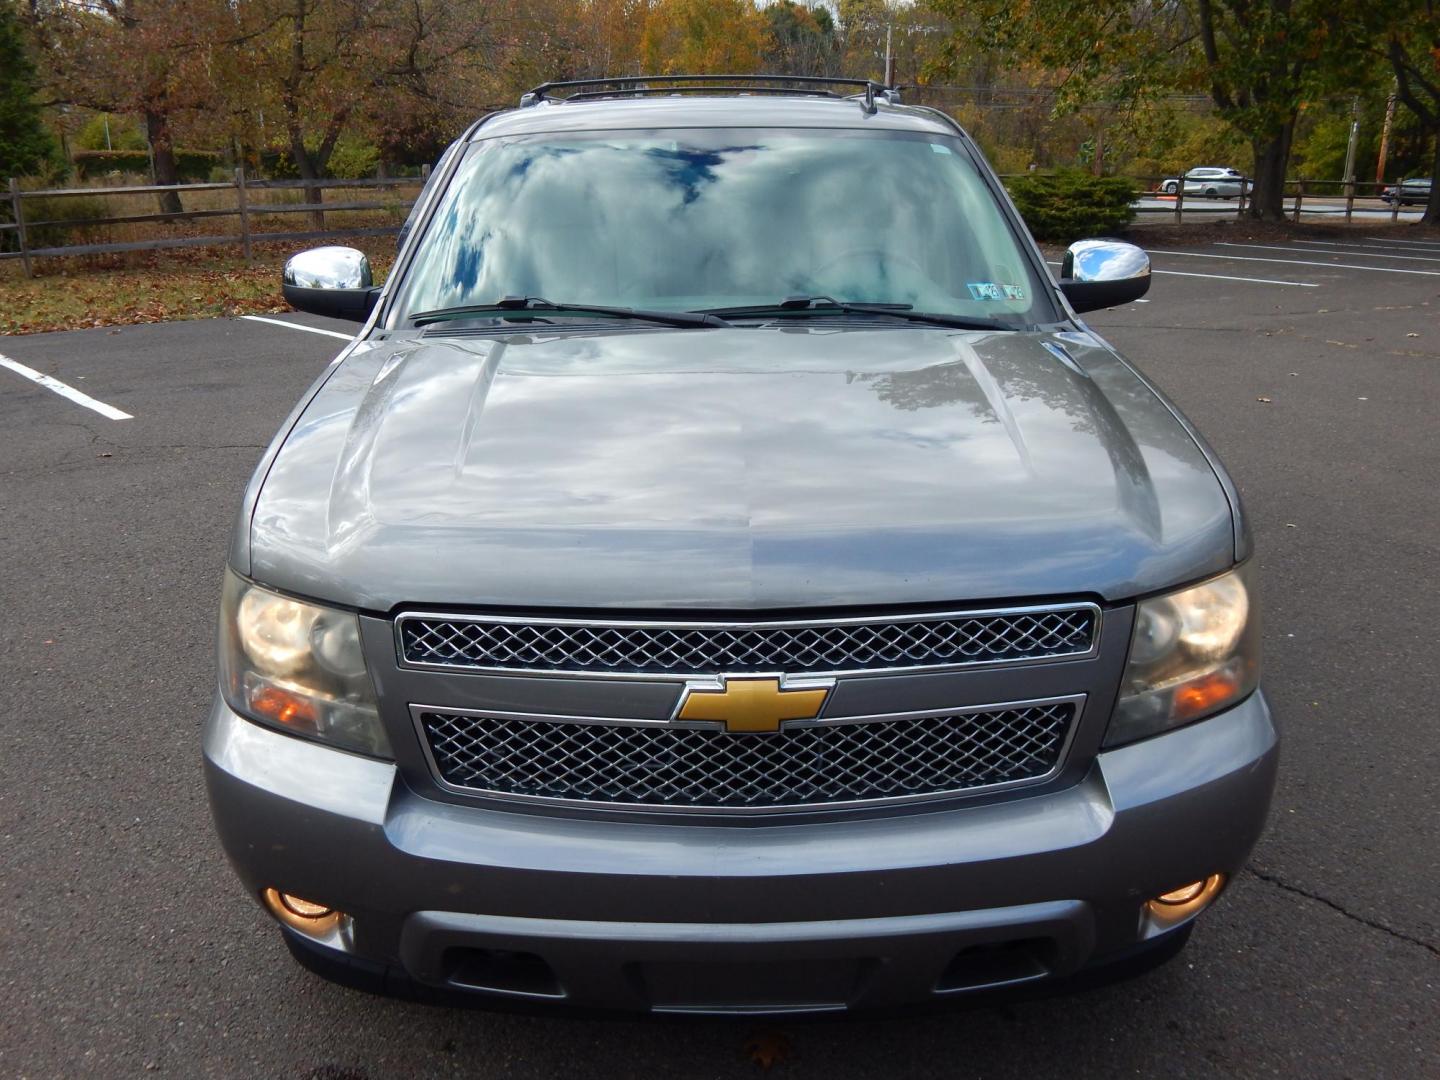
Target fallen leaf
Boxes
[744,1030,792,1071]
[1256,396,1272,403]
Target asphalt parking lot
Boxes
[2,233,1437,1079]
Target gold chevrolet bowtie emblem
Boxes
[675,676,833,733]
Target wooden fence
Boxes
[1000,174,1415,225]
[0,167,428,277]
[1150,176,1417,224]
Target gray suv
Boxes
[205,75,1276,1014]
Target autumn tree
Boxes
[1375,0,1440,223]
[763,2,840,77]
[24,0,226,211]
[225,0,520,198]
[640,0,768,74]
[0,0,57,178]
[1188,0,1365,220]
[928,0,1368,220]
[834,0,888,80]
[836,0,949,86]
[563,0,655,79]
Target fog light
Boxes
[1145,873,1226,929]
[1156,881,1208,905]
[261,887,349,941]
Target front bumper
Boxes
[204,691,1277,1013]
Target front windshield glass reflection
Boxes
[394,128,1052,325]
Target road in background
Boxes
[1133,195,1425,223]
[2,236,1437,1078]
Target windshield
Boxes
[392,127,1054,326]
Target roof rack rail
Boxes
[520,75,898,114]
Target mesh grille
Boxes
[399,609,1096,675]
[419,703,1076,809]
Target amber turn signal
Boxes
[248,686,319,730]
[1172,671,1242,721]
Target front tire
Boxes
[1163,181,1178,194]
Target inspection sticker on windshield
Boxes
[967,282,1025,301]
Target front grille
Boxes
[417,701,1077,811]
[398,607,1097,676]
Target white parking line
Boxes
[0,353,133,420]
[1046,261,1317,287]
[240,315,354,341]
[1145,249,1440,277]
[1364,236,1440,248]
[1151,268,1318,287]
[1292,239,1440,259]
[1216,241,1440,263]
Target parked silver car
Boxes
[1381,177,1432,206]
[205,75,1276,1014]
[1162,166,1246,198]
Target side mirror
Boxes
[1059,239,1151,314]
[282,246,381,322]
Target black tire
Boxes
[1206,188,1219,199]
[1163,181,1178,194]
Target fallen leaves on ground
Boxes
[0,265,285,334]
[0,242,393,336]
[743,1029,792,1071]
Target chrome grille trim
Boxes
[411,695,1084,815]
[395,604,1101,679]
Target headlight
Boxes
[218,570,392,758]
[1106,563,1259,747]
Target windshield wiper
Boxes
[413,295,731,329]
[703,295,1013,331]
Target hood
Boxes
[245,325,1236,611]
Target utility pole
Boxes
[884,21,895,87]
[1376,85,1397,184]
[1342,98,1360,188]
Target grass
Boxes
[0,239,396,335]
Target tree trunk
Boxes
[288,129,326,230]
[1245,122,1295,222]
[1424,137,1440,226]
[145,107,183,215]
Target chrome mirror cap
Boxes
[283,246,373,290]
[1062,239,1151,283]
[1058,239,1152,313]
